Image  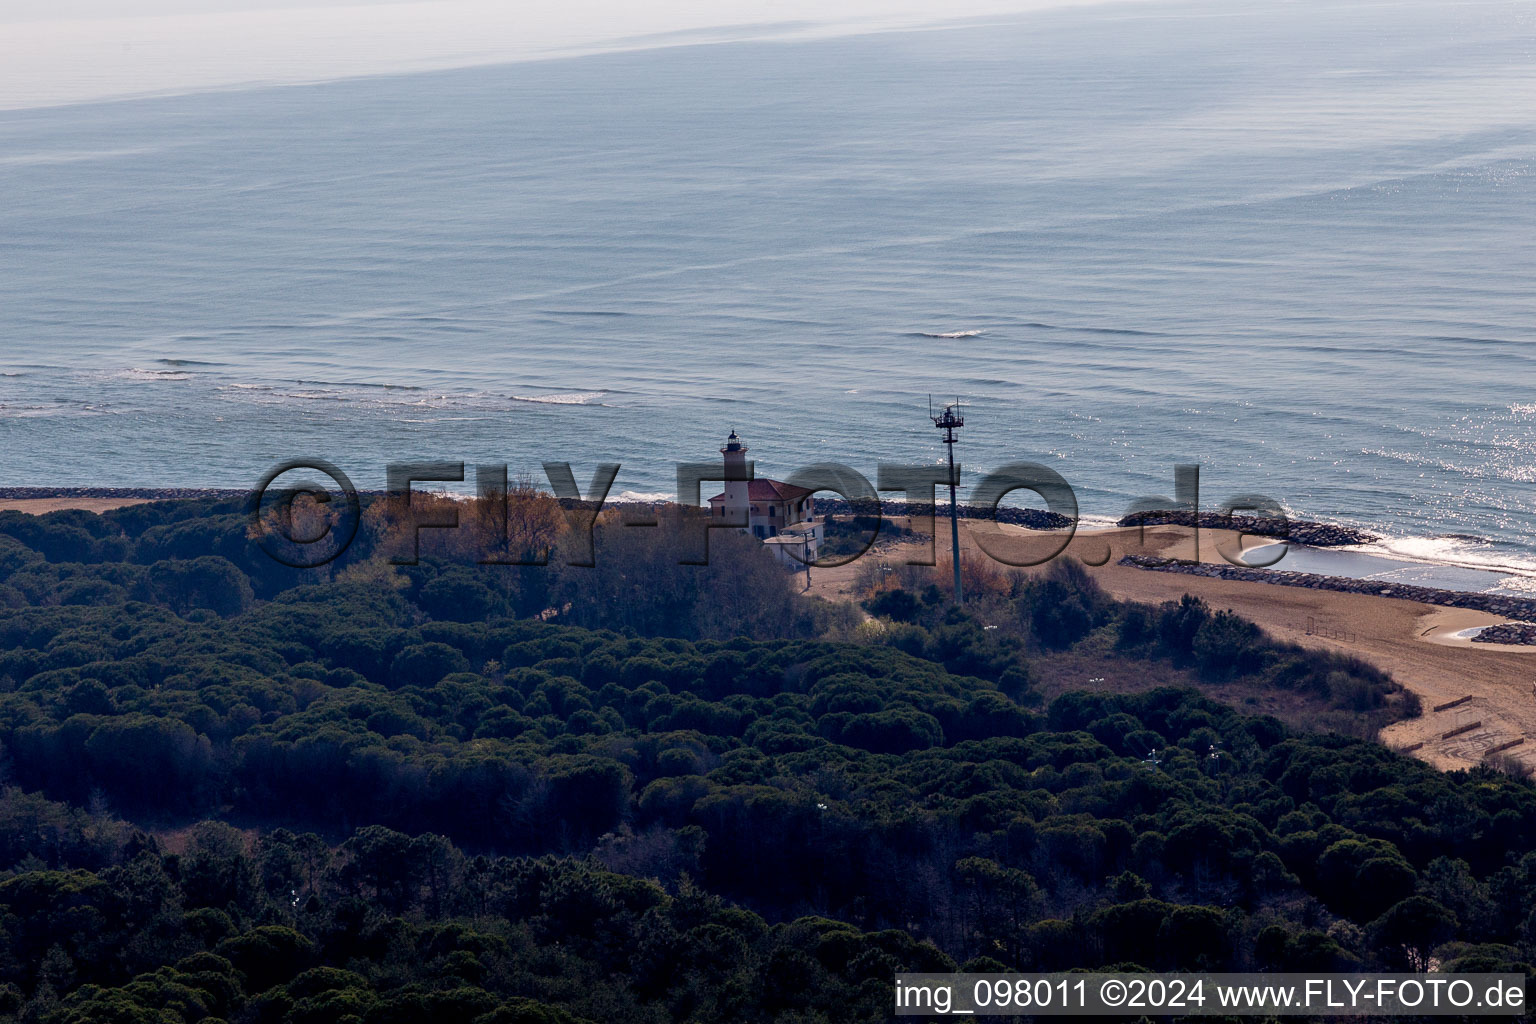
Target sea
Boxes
[2,0,1534,592]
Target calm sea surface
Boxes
[2,1,1534,585]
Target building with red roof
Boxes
[706,430,822,565]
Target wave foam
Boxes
[915,329,985,339]
[1076,514,1124,532]
[1359,532,1536,584]
[119,368,192,381]
[0,404,110,419]
[510,391,607,405]
[287,378,426,392]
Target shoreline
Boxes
[0,487,242,514]
[1,487,1526,590]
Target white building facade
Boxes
[707,430,823,567]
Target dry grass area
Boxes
[151,821,260,855]
[1025,634,1382,737]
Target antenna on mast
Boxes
[929,395,965,605]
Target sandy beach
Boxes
[0,497,151,515]
[808,518,1536,773]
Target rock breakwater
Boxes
[0,487,243,501]
[1469,623,1536,646]
[1120,554,1536,624]
[816,498,1072,531]
[1116,511,1374,547]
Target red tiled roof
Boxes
[707,478,816,503]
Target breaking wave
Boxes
[510,391,609,406]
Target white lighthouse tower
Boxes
[721,429,751,526]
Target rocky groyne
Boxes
[1120,554,1536,624]
[0,487,244,501]
[1116,511,1375,547]
[815,498,1073,531]
[1469,623,1536,646]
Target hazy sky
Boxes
[0,0,1151,110]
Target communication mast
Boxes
[930,396,964,605]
